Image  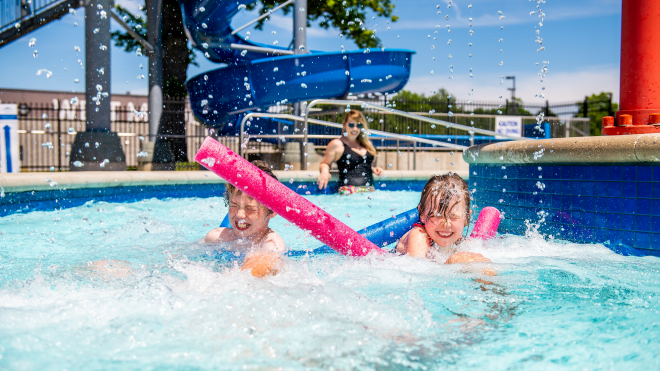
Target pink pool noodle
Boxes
[469,206,501,240]
[195,137,382,256]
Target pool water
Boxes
[1,191,659,370]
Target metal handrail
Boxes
[238,112,467,159]
[304,99,531,143]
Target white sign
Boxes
[0,104,19,173]
[495,115,522,139]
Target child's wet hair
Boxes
[417,173,471,224]
[224,160,278,214]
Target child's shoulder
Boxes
[406,225,432,257]
[409,224,429,239]
[204,227,234,243]
[262,229,286,253]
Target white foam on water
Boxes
[1,193,659,369]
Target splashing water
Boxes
[0,190,658,370]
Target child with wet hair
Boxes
[205,160,286,277]
[396,173,491,265]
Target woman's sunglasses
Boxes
[347,122,364,129]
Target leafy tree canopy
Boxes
[111,4,199,68]
[246,0,398,49]
[577,92,617,136]
[392,89,456,112]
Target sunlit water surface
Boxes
[1,191,659,370]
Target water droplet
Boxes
[73,161,83,167]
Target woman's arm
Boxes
[317,139,343,190]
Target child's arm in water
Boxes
[397,227,495,275]
[445,251,491,264]
[446,252,496,276]
[241,230,286,277]
[204,227,235,244]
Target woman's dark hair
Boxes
[224,160,278,213]
[417,173,471,226]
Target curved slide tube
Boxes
[187,49,414,129]
[196,137,381,256]
[181,0,415,130]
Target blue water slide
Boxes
[181,0,415,132]
[181,0,293,64]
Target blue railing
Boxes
[0,0,81,46]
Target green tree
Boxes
[247,0,398,49]
[393,88,457,113]
[112,0,195,162]
[577,92,617,136]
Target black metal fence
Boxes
[15,98,236,172]
[12,96,592,172]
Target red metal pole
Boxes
[604,0,660,135]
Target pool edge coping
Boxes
[463,134,660,165]
[0,170,467,193]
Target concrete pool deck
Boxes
[0,169,468,193]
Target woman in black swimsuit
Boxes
[316,110,384,195]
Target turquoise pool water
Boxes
[1,191,659,370]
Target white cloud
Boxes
[402,65,619,103]
[390,1,619,30]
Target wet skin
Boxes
[204,190,285,276]
[317,120,384,190]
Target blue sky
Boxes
[0,0,621,103]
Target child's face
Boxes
[421,198,467,248]
[228,190,275,238]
